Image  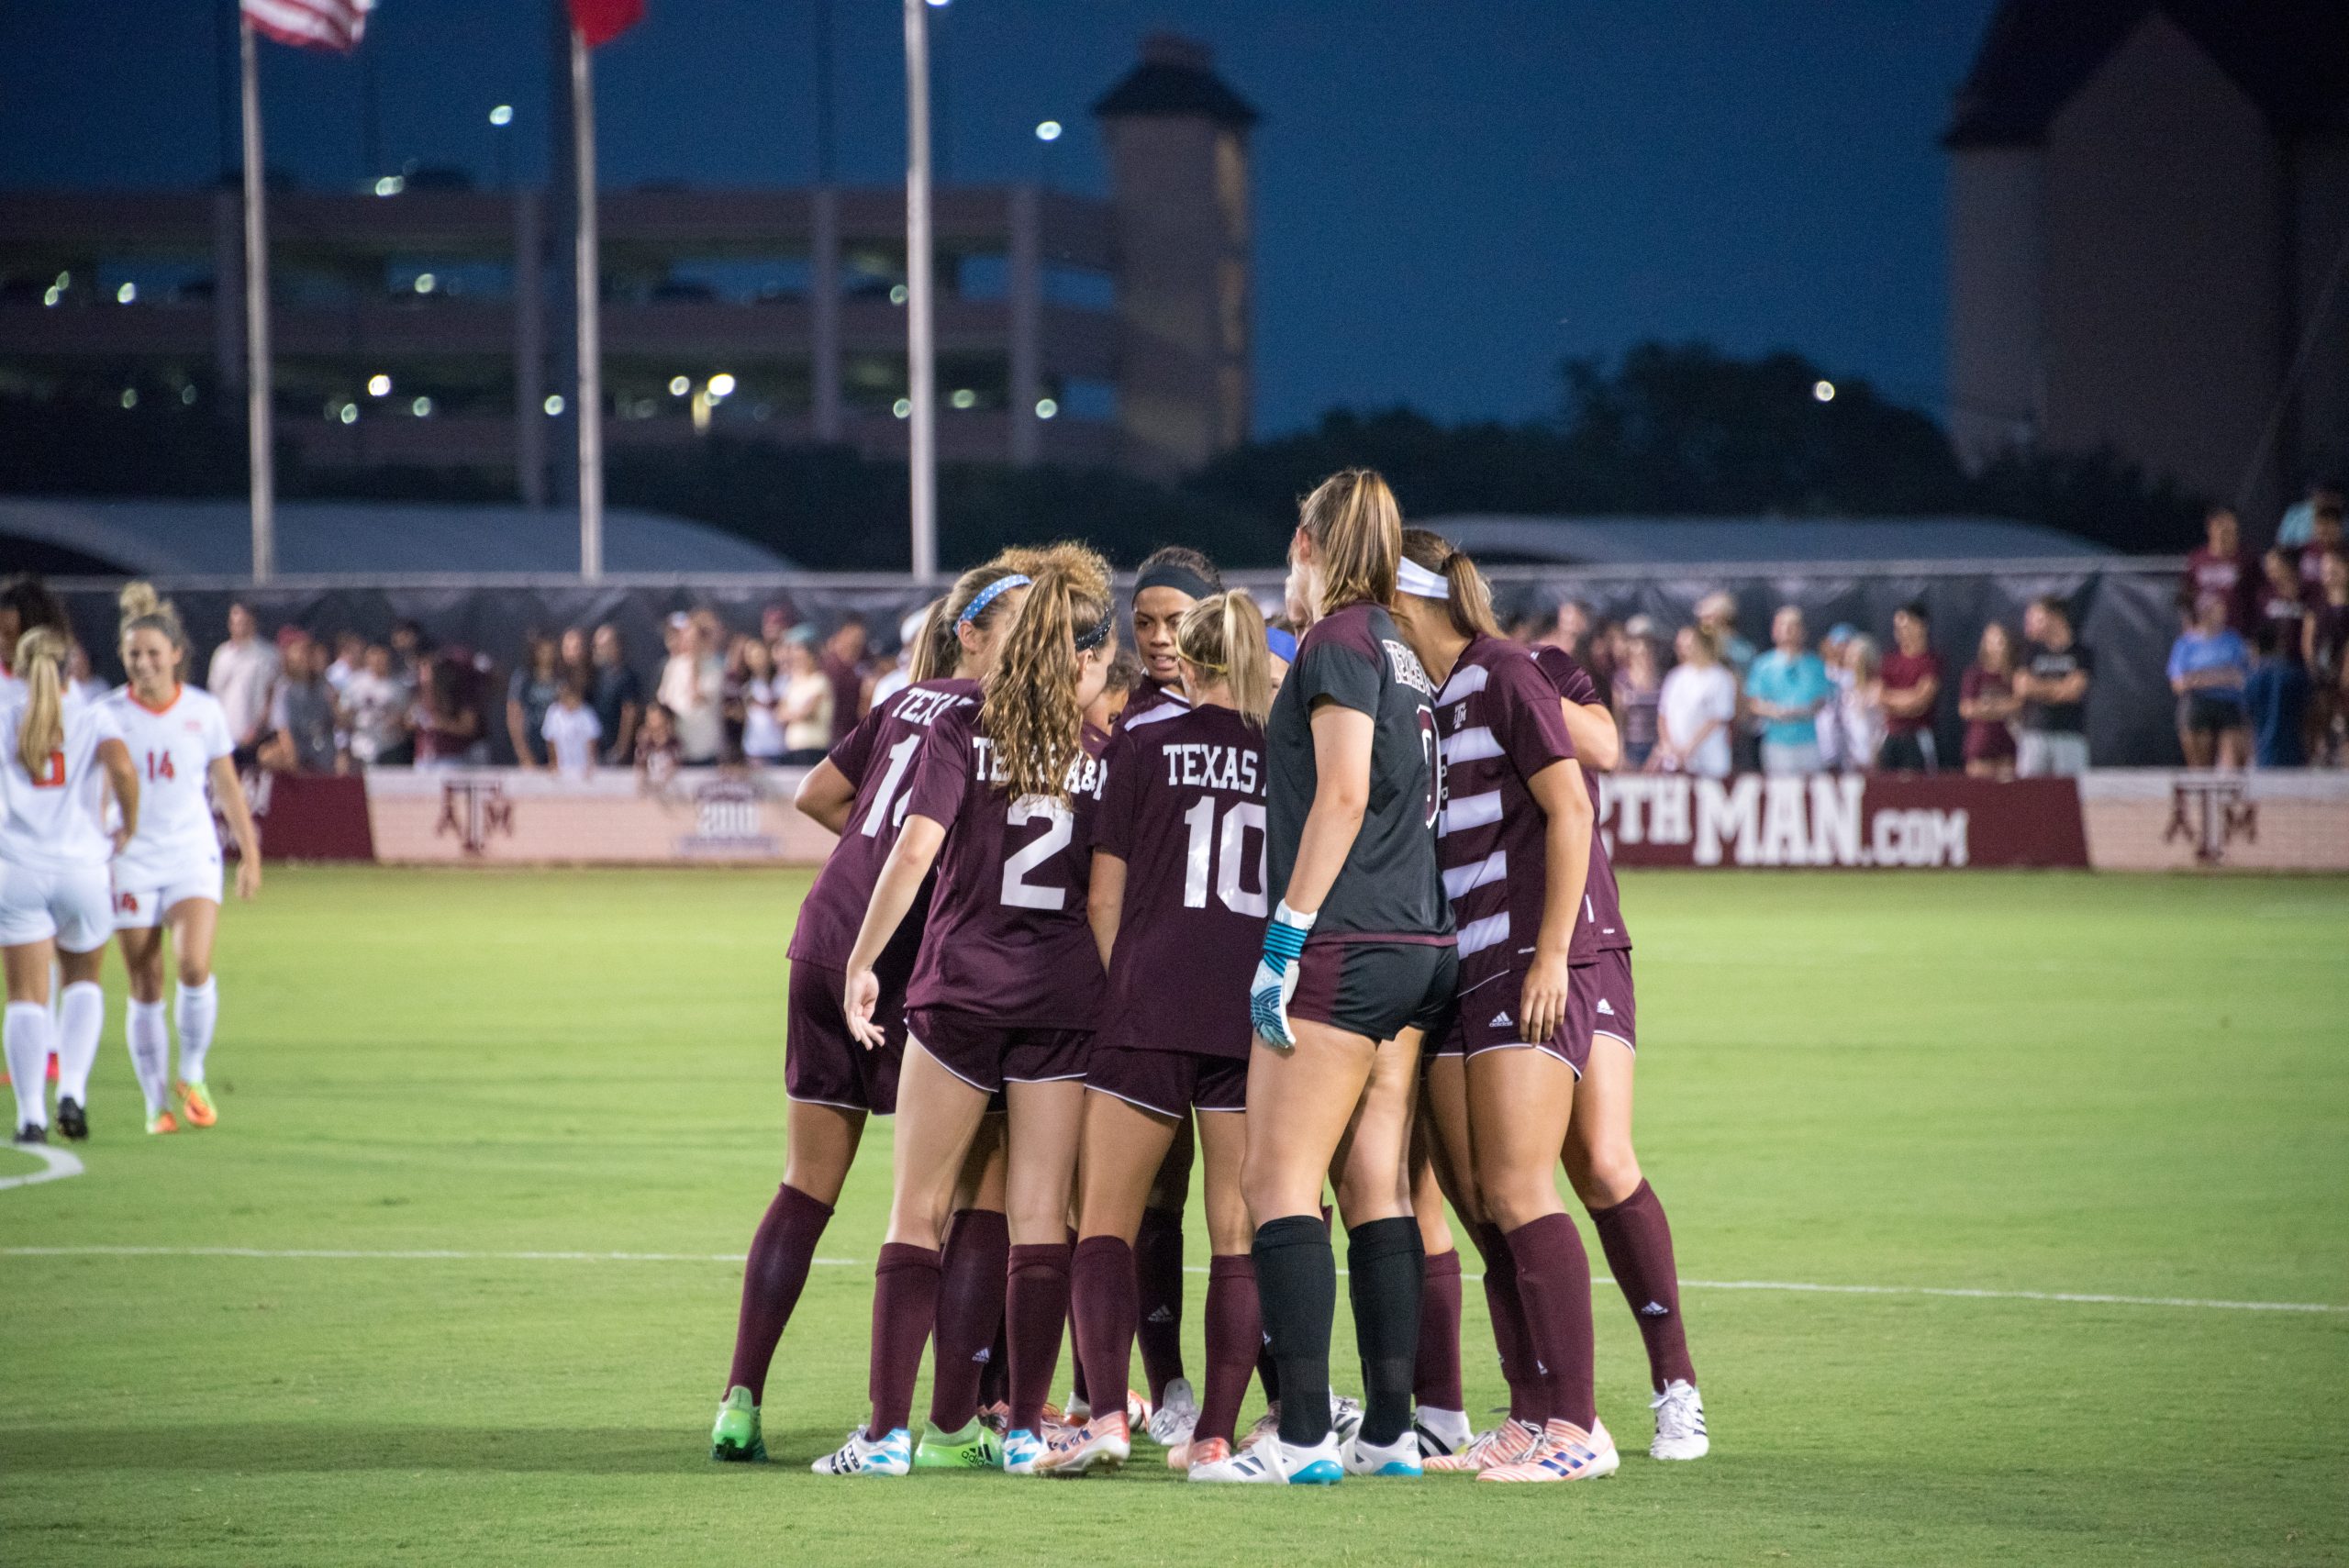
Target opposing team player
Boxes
[1204,470,1456,1485]
[711,557,1035,1467]
[1388,531,1618,1482]
[818,546,1118,1478]
[104,586,262,1137]
[1044,592,1272,1477]
[4,629,138,1143]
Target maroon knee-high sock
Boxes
[927,1207,1008,1431]
[866,1242,941,1440]
[1197,1253,1260,1447]
[1008,1240,1073,1437]
[1469,1221,1545,1424]
[724,1184,833,1402]
[1507,1213,1596,1430]
[1069,1235,1138,1424]
[1063,1225,1091,1411]
[1415,1247,1464,1411]
[1133,1205,1187,1403]
[977,1317,1008,1408]
[1590,1179,1696,1390]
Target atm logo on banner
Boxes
[1599,775,2088,870]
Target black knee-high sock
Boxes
[1252,1215,1336,1448]
[1345,1217,1423,1449]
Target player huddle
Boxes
[713,468,1708,1486]
[2,583,261,1146]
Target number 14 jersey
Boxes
[102,684,233,885]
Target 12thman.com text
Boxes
[1600,774,1970,869]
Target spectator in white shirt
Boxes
[206,602,282,760]
[540,677,603,779]
[1653,624,1738,778]
[656,614,724,765]
[340,643,413,766]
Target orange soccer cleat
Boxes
[173,1081,217,1129]
[146,1111,181,1135]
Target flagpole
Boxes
[902,0,938,581]
[239,14,276,584]
[570,22,605,583]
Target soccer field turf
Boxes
[1,867,2343,1566]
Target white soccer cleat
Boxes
[1330,1393,1364,1447]
[1422,1417,1544,1473]
[1000,1427,1048,1474]
[1145,1376,1198,1448]
[1650,1380,1709,1460]
[1342,1429,1423,1477]
[1413,1405,1473,1459]
[1188,1431,1344,1485]
[810,1426,911,1477]
[1478,1418,1620,1484]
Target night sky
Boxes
[0,0,1998,435]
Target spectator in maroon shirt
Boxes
[821,616,870,745]
[2185,506,2255,635]
[2299,503,2343,601]
[1876,601,1943,772]
[1958,621,2020,779]
[2258,550,2309,665]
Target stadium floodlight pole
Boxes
[902,0,939,582]
[570,21,606,583]
[238,14,276,584]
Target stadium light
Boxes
[411,395,433,417]
[890,284,908,306]
[1035,396,1058,419]
[544,394,565,416]
[414,272,437,294]
[707,373,737,398]
[120,388,139,408]
[374,174,405,197]
[368,373,393,396]
[489,104,514,128]
[339,403,359,424]
[180,385,196,405]
[669,375,691,396]
[950,388,975,409]
[1035,120,1062,142]
[893,398,912,418]
[1813,380,1836,402]
[117,282,138,304]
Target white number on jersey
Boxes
[858,734,920,839]
[1180,795,1267,917]
[1000,796,1074,910]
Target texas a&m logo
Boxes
[2164,776,2255,865]
[437,778,515,856]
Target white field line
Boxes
[0,1145,84,1192]
[1,1244,2337,1315]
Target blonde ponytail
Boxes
[1399,527,1498,639]
[929,549,1052,678]
[117,579,188,670]
[15,628,66,780]
[1298,468,1402,616]
[904,597,949,684]
[1174,592,1272,727]
[981,543,1111,799]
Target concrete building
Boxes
[1944,0,2349,532]
[0,35,1253,495]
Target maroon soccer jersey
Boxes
[786,677,977,973]
[900,703,1110,1028]
[1433,635,1584,991]
[1880,650,1943,736]
[1112,677,1188,734]
[1094,703,1268,1060]
[2185,547,2254,633]
[1530,644,1631,960]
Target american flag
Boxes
[242,0,373,53]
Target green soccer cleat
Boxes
[709,1385,766,1462]
[912,1418,999,1470]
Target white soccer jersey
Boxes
[103,684,233,884]
[0,691,124,873]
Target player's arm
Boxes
[208,753,262,898]
[1560,699,1618,773]
[1520,757,1592,1045]
[98,738,139,856]
[841,813,946,1048]
[1087,850,1127,973]
[794,757,857,836]
[1282,703,1373,913]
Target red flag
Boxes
[242,0,371,52]
[569,0,644,48]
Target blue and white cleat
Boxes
[1000,1428,1048,1474]
[1188,1431,1345,1485]
[811,1426,912,1476]
[1342,1429,1423,1477]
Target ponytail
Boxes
[14,628,66,780]
[981,543,1112,799]
[929,550,1050,678]
[1398,528,1498,639]
[1174,592,1272,727]
[1297,468,1402,616]
[903,597,949,684]
[117,580,188,669]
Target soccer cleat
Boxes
[1061,1390,1090,1423]
[146,1111,181,1136]
[1650,1380,1709,1460]
[1479,1418,1620,1484]
[1188,1431,1344,1485]
[1343,1429,1423,1477]
[912,1418,998,1470]
[811,1426,911,1477]
[13,1121,45,1145]
[999,1428,1047,1475]
[709,1385,766,1462]
[1125,1387,1152,1429]
[1038,1411,1130,1477]
[1240,1407,1282,1452]
[174,1080,217,1129]
[54,1095,87,1141]
[1145,1376,1198,1448]
[976,1400,1010,1436]
[1414,1406,1474,1459]
[1423,1418,1544,1473]
[1330,1394,1364,1447]
[1173,1435,1228,1472]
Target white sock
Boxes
[127,1000,172,1116]
[6,1001,55,1130]
[174,977,218,1085]
[54,981,103,1104]
[1416,1405,1473,1450]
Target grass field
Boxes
[1,867,2343,1566]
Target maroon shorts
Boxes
[906,1007,1091,1096]
[1087,1045,1248,1118]
[1578,947,1637,1051]
[1286,938,1458,1044]
[1433,965,1586,1076]
[785,960,904,1115]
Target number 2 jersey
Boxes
[0,692,123,873]
[785,677,975,983]
[101,684,233,886]
[900,695,1110,1030]
[1094,702,1268,1059]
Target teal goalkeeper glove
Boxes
[1250,901,1317,1049]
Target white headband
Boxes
[1397,557,1451,601]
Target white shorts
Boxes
[111,861,227,929]
[0,862,115,953]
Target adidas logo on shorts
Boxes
[1596,999,1615,1016]
[1490,1010,1513,1029]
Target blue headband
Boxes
[958,573,1030,628]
